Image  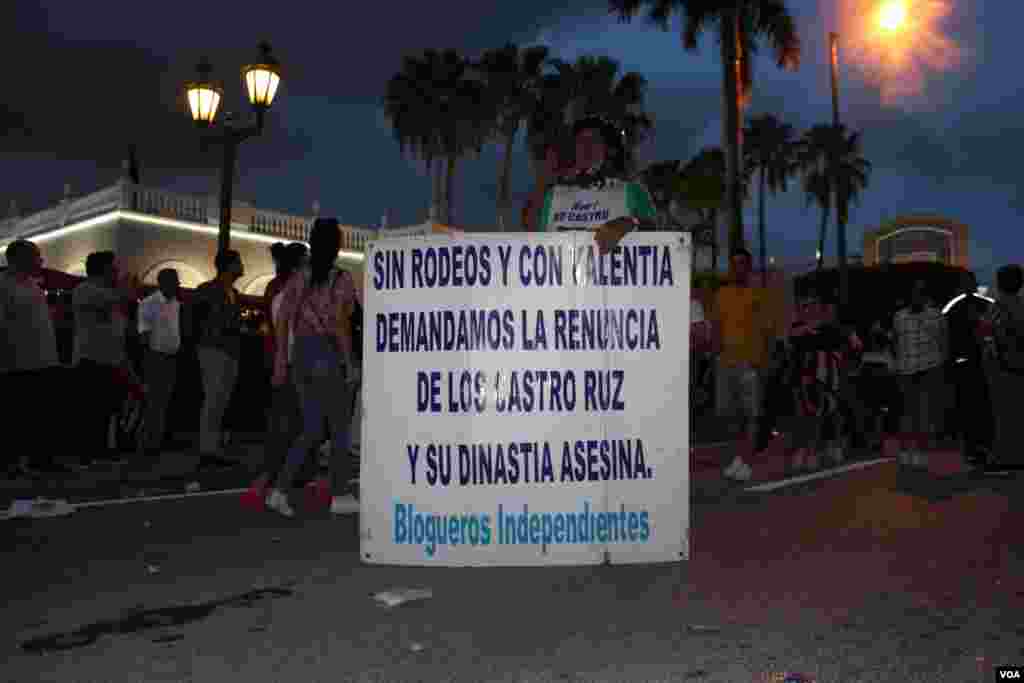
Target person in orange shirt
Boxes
[710,248,781,481]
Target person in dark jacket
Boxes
[190,249,246,470]
[942,271,994,466]
[980,264,1024,469]
[782,288,861,473]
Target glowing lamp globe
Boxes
[878,0,908,32]
[243,42,282,110]
[185,58,223,126]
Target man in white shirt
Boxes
[1,240,73,475]
[137,269,182,459]
[72,251,138,467]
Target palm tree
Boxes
[476,44,550,231]
[638,159,685,228]
[680,147,727,271]
[798,123,872,310]
[802,162,831,270]
[547,55,654,176]
[383,49,492,225]
[521,55,654,229]
[610,0,801,257]
[743,113,799,285]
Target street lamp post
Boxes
[184,41,283,254]
[829,32,841,128]
[828,31,850,318]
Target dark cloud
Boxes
[3,0,1023,272]
[0,1,608,177]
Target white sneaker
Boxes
[330,494,359,515]
[723,457,742,477]
[266,489,295,518]
[724,459,752,482]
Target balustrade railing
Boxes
[249,212,312,242]
[125,185,208,224]
[2,181,386,255]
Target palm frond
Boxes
[748,0,801,69]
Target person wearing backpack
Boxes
[981,264,1024,469]
[944,271,994,468]
[266,218,359,517]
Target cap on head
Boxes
[572,115,627,173]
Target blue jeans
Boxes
[279,335,357,493]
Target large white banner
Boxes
[360,231,691,566]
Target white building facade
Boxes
[0,179,444,296]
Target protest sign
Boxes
[360,231,691,566]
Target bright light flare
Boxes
[839,0,965,106]
[877,0,908,32]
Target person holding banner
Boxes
[533,116,657,253]
[267,218,359,518]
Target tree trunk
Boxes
[710,208,719,274]
[759,167,767,288]
[816,199,830,270]
[497,129,516,231]
[524,146,557,231]
[431,160,443,222]
[445,154,457,226]
[720,8,745,255]
[837,199,849,316]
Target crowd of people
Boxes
[1,219,364,515]
[705,248,1024,482]
[3,111,1022,509]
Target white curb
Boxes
[743,457,894,493]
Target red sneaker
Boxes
[305,477,332,511]
[240,482,268,511]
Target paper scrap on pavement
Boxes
[372,588,433,608]
[6,498,75,519]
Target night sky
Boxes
[2,1,1019,283]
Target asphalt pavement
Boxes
[3,443,1023,682]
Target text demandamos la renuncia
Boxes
[377,308,662,353]
[372,243,675,291]
[393,502,651,558]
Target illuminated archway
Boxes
[863,215,969,268]
[142,261,208,289]
[243,274,275,297]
